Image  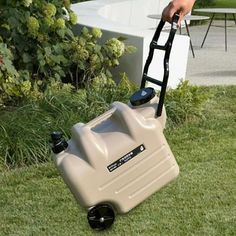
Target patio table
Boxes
[194,8,236,51]
[148,14,209,58]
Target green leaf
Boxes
[65,28,74,38]
[22,53,32,63]
[44,47,52,56]
[117,36,127,41]
[2,58,18,76]
[94,45,101,53]
[125,45,137,54]
[56,29,65,38]
[8,16,20,28]
[39,59,46,67]
[53,44,63,54]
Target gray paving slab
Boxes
[184,20,236,86]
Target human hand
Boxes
[162,0,196,24]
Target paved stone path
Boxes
[185,20,236,86]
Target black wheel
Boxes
[87,204,115,230]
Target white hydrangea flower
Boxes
[23,0,32,7]
[106,38,125,58]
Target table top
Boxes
[194,8,236,14]
[147,14,209,21]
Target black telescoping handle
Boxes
[141,13,179,117]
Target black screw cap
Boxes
[51,131,68,154]
[130,87,156,106]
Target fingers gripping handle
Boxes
[151,13,179,47]
[171,13,179,30]
[160,12,179,30]
[163,13,179,47]
[155,13,179,42]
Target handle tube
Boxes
[157,13,179,117]
[140,13,179,117]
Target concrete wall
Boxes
[71,0,190,88]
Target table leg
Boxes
[201,13,215,48]
[233,14,236,24]
[184,20,195,58]
[225,13,227,52]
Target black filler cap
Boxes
[51,131,68,154]
[130,87,156,106]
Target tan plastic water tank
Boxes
[52,95,179,214]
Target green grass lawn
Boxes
[1,86,236,236]
[213,0,236,20]
[193,0,236,19]
[214,0,236,8]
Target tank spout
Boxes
[51,131,68,154]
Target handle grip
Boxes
[86,108,115,129]
[171,13,180,28]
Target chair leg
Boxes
[201,13,215,48]
[225,13,227,52]
[233,13,236,24]
[184,20,195,58]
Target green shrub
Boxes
[0,43,32,105]
[0,74,137,169]
[165,80,211,126]
[0,77,212,169]
[71,0,88,3]
[0,0,136,106]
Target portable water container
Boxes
[51,14,180,230]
